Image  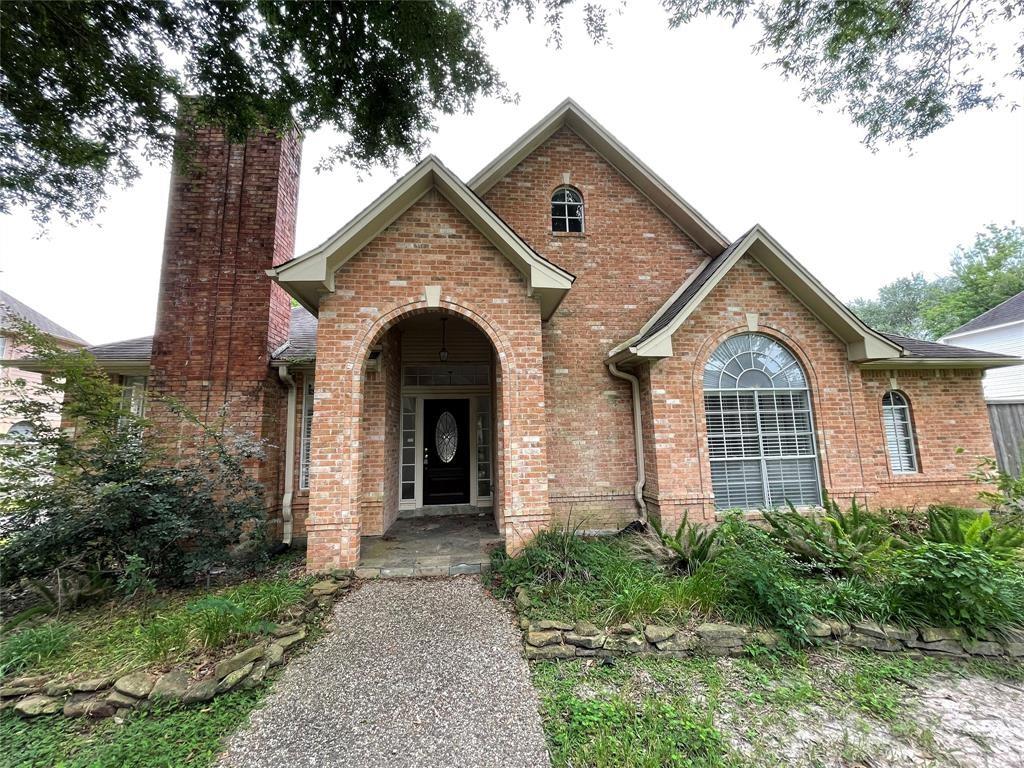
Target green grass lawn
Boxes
[531,648,1024,768]
[0,684,268,768]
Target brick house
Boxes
[83,100,1018,573]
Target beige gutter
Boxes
[607,361,647,522]
[277,365,297,546]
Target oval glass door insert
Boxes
[436,411,458,463]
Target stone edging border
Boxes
[0,571,355,719]
[520,617,1024,661]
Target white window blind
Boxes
[704,333,821,510]
[881,391,918,473]
[299,380,314,490]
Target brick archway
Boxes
[305,294,551,573]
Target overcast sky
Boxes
[2,6,1022,345]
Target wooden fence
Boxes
[989,401,1024,478]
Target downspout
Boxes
[277,365,297,546]
[607,361,647,522]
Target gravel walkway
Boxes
[218,577,550,768]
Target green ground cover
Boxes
[0,685,267,768]
[531,649,1024,768]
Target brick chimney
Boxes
[149,115,301,466]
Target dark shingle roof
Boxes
[0,290,87,345]
[882,333,1016,360]
[944,291,1024,337]
[87,336,154,360]
[86,307,318,364]
[636,227,755,345]
[274,306,317,362]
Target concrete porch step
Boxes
[355,560,491,579]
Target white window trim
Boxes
[120,375,148,418]
[882,391,919,474]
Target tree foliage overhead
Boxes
[850,223,1024,339]
[0,0,507,224]
[2,1,1021,226]
[662,0,1024,146]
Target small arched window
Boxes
[551,186,583,233]
[882,391,918,473]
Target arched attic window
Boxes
[551,186,583,233]
[881,391,918,473]
[703,333,822,509]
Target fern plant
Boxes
[763,495,896,576]
[924,506,1024,562]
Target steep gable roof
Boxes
[0,290,87,345]
[942,290,1024,339]
[269,155,574,320]
[468,98,729,256]
[610,225,902,363]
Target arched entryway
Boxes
[357,311,505,575]
[304,296,552,573]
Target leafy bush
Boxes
[0,320,269,596]
[973,456,1024,520]
[635,514,719,575]
[687,516,814,644]
[878,542,1024,635]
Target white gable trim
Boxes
[468,98,729,256]
[609,225,903,364]
[268,156,574,320]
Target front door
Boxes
[423,398,470,505]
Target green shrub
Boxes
[0,622,74,677]
[688,516,813,644]
[0,320,269,595]
[879,542,1024,635]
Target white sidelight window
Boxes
[299,380,314,490]
[703,333,822,510]
[881,391,918,473]
[551,186,584,233]
[120,375,147,418]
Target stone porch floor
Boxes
[355,513,504,578]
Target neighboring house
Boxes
[940,291,1024,475]
[0,291,88,436]
[74,99,1018,573]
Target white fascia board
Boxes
[858,356,1022,371]
[469,98,728,255]
[616,226,904,365]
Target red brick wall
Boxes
[642,255,995,527]
[860,368,993,508]
[483,127,707,530]
[149,122,301,514]
[305,190,550,571]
